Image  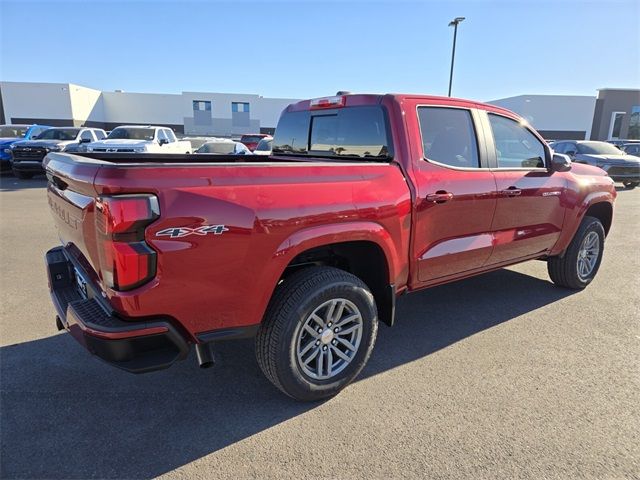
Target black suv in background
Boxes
[551,140,640,189]
[10,127,106,179]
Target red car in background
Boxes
[240,133,271,151]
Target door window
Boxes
[79,130,94,141]
[552,142,567,153]
[164,129,177,142]
[157,129,168,142]
[488,114,546,168]
[417,107,479,168]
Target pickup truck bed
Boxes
[44,93,616,401]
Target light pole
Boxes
[448,16,465,97]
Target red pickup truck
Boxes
[44,93,616,401]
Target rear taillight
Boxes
[95,194,159,291]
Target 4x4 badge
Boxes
[156,225,229,238]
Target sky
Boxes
[1,0,639,101]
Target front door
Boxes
[482,112,567,265]
[410,105,498,284]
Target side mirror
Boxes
[159,138,169,146]
[550,153,572,172]
[79,137,91,144]
[565,149,577,157]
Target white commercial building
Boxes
[2,82,637,142]
[0,81,300,136]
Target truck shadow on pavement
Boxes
[0,268,575,479]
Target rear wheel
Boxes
[255,266,378,401]
[622,181,639,189]
[547,216,605,289]
[12,169,34,179]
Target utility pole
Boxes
[448,17,465,97]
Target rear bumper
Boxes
[46,246,190,373]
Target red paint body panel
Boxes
[44,93,616,343]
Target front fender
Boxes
[550,187,615,256]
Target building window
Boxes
[629,106,640,140]
[193,100,211,112]
[232,102,250,113]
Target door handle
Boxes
[501,187,522,197]
[425,191,454,203]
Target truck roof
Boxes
[286,93,516,117]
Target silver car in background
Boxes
[551,140,640,189]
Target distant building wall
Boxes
[589,89,640,140]
[1,81,74,125]
[0,81,298,136]
[68,84,104,127]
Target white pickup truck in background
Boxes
[86,125,192,153]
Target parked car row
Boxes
[549,140,640,189]
[1,123,274,179]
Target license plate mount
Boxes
[74,267,88,299]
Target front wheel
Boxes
[622,181,639,189]
[255,266,378,401]
[547,216,605,289]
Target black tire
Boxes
[622,181,639,189]
[12,169,34,180]
[255,266,378,401]
[547,216,605,289]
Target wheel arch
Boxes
[584,201,613,236]
[269,222,404,327]
[550,192,615,257]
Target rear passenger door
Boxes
[482,111,567,264]
[410,105,498,284]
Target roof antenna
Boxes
[336,91,352,96]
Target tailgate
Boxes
[45,153,102,277]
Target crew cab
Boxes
[85,126,192,154]
[11,127,106,179]
[0,124,52,172]
[43,93,616,401]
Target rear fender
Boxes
[252,221,402,325]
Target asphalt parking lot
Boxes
[0,176,638,480]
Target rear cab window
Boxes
[417,107,480,168]
[273,105,393,160]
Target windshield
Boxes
[37,128,80,140]
[108,127,156,141]
[255,139,272,151]
[0,125,28,138]
[272,106,392,160]
[240,135,264,143]
[196,142,237,154]
[576,142,624,155]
